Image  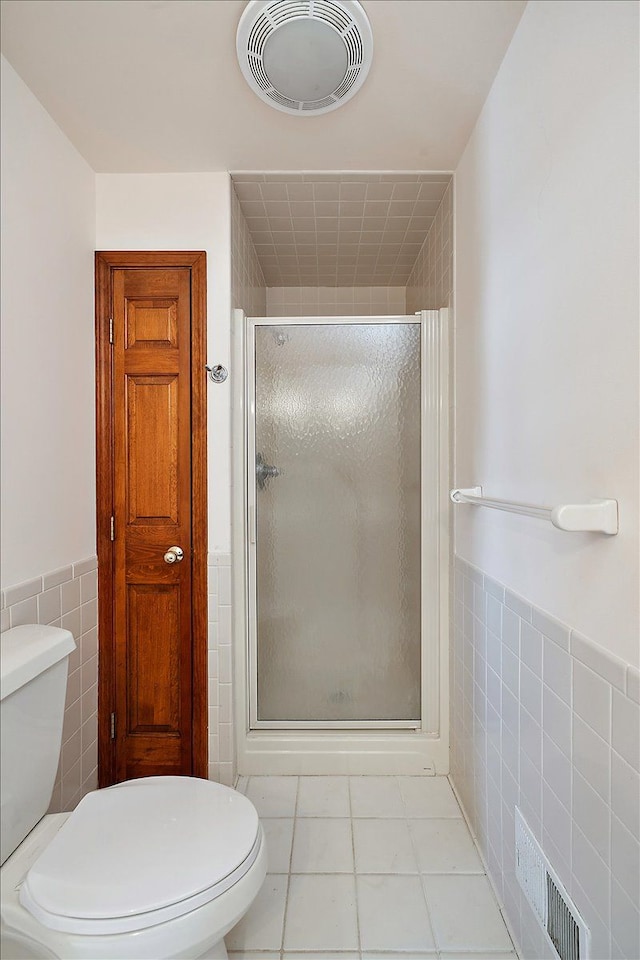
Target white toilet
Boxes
[0,624,266,960]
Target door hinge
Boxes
[110,516,115,541]
[110,712,116,740]
[109,317,113,344]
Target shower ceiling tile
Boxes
[389,201,416,217]
[364,200,391,216]
[234,173,451,287]
[290,201,316,217]
[339,201,366,216]
[315,201,339,216]
[270,217,294,232]
[366,182,396,200]
[392,183,423,201]
[234,181,262,201]
[242,200,267,217]
[313,183,340,200]
[260,183,289,201]
[253,232,274,244]
[364,217,387,231]
[340,183,368,200]
[265,200,291,217]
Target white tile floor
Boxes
[227,776,517,960]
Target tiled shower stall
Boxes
[222,174,455,786]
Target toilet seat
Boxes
[20,777,262,936]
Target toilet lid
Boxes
[20,777,261,934]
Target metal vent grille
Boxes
[515,808,589,960]
[515,810,547,925]
[238,0,372,115]
[547,874,581,960]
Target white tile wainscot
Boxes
[1,557,99,812]
[451,556,640,960]
[208,553,234,786]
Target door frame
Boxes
[232,309,450,775]
[247,314,426,732]
[95,251,208,786]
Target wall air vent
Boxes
[515,808,590,960]
[236,0,373,115]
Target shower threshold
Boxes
[251,719,422,730]
[239,727,447,777]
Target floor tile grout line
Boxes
[240,776,514,957]
[279,775,299,958]
[348,777,362,956]
[255,813,464,819]
[403,793,441,955]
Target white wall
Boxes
[455,0,639,665]
[1,56,96,587]
[95,174,232,553]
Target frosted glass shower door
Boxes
[249,319,423,726]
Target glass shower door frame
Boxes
[245,313,444,734]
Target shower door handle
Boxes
[256,453,282,490]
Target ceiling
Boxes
[233,172,450,285]
[0,0,526,173]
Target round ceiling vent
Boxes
[236,0,373,116]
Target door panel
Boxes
[96,254,206,785]
[127,375,179,524]
[250,320,422,726]
[113,267,192,780]
[127,583,181,733]
[126,299,179,349]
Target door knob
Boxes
[164,546,184,564]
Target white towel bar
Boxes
[450,487,618,535]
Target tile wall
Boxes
[208,553,234,786]
[227,184,266,787]
[231,184,267,318]
[1,558,99,812]
[265,285,406,317]
[451,555,640,960]
[406,181,453,313]
[231,173,449,286]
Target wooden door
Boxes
[95,252,207,785]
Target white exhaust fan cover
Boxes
[236,0,373,115]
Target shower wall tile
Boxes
[233,173,449,286]
[208,553,235,786]
[1,558,99,813]
[266,285,406,317]
[450,555,640,960]
[231,185,267,317]
[406,181,453,313]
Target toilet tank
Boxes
[0,625,76,864]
